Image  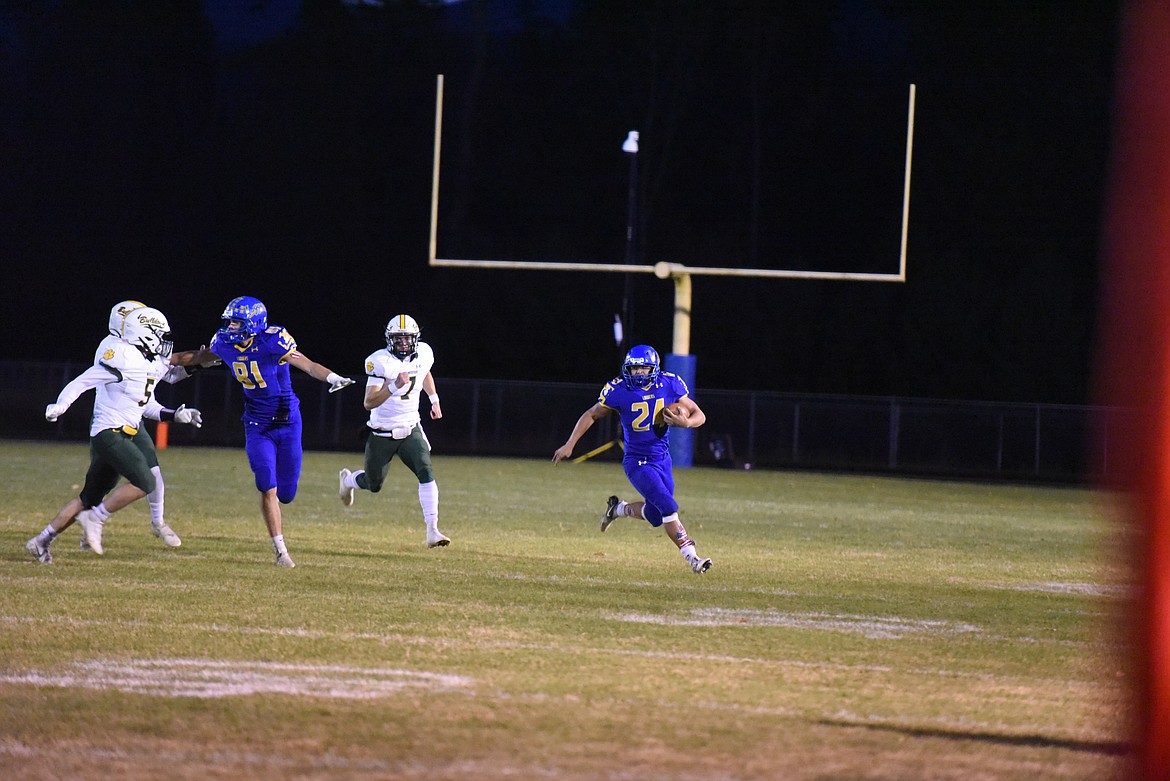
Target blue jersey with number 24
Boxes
[598,371,690,462]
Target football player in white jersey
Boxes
[337,314,450,548]
[24,304,212,563]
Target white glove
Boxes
[45,403,69,422]
[326,373,355,394]
[197,345,222,368]
[173,404,203,428]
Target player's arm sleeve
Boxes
[368,356,406,394]
[275,329,299,364]
[53,363,119,408]
[364,355,384,381]
[597,381,619,408]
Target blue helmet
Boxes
[621,344,660,389]
[218,296,268,345]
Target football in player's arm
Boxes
[552,344,712,575]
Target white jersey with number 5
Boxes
[364,341,435,432]
[51,336,184,436]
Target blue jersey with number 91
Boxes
[597,371,690,461]
[211,325,301,425]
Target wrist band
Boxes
[429,394,440,404]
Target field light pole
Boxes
[620,130,696,467]
[618,130,639,350]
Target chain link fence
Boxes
[2,361,1126,483]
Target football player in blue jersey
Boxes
[210,296,355,568]
[552,344,712,574]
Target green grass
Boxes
[0,440,1132,780]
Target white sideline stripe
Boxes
[1002,581,1130,598]
[609,608,982,640]
[495,571,798,596]
[0,615,1096,686]
[0,658,474,699]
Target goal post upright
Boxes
[900,83,917,281]
[429,74,444,271]
[427,75,916,467]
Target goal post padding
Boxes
[665,353,697,468]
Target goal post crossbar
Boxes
[427,257,905,283]
[428,75,915,285]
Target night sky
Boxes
[0,1,1121,404]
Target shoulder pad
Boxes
[364,350,389,373]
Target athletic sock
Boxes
[147,466,165,525]
[418,480,439,531]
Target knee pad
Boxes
[645,504,665,527]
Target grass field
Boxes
[0,440,1134,780]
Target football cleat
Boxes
[76,509,105,555]
[600,495,620,532]
[276,551,296,568]
[151,522,182,548]
[426,529,450,548]
[339,468,354,507]
[25,537,53,564]
[686,552,713,574]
